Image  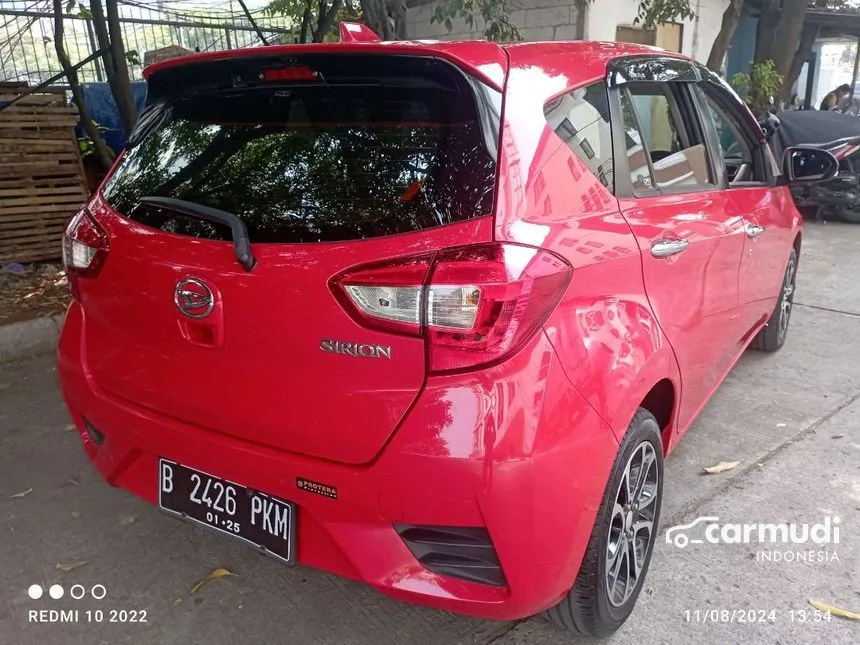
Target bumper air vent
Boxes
[395,525,507,587]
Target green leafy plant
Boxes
[575,0,695,29]
[432,0,697,43]
[78,121,114,159]
[633,0,695,30]
[730,60,784,117]
[431,0,521,42]
[265,0,358,42]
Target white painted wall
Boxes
[585,0,728,63]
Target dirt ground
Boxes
[0,262,70,325]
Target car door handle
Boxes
[650,239,689,258]
[746,224,765,238]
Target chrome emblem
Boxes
[174,278,214,319]
[320,339,392,359]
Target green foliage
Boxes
[433,0,697,42]
[265,0,312,22]
[578,0,696,30]
[125,49,141,66]
[431,0,521,42]
[633,0,695,30]
[730,60,784,116]
[78,121,114,159]
[61,0,91,18]
[265,0,359,42]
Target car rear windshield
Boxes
[102,56,499,244]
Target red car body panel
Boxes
[60,306,618,619]
[80,194,493,465]
[732,186,802,330]
[618,191,750,432]
[57,39,802,620]
[496,44,684,442]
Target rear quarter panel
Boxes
[495,45,682,442]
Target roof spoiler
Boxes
[339,22,381,43]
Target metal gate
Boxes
[1,0,295,86]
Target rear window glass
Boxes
[103,61,498,244]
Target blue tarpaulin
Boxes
[73,81,148,155]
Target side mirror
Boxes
[782,146,839,183]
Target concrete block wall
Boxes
[406,0,583,42]
[406,0,731,66]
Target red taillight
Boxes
[62,207,109,299]
[332,243,572,374]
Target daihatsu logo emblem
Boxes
[174,278,214,319]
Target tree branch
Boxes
[89,0,115,82]
[782,22,819,103]
[299,0,313,43]
[105,0,138,133]
[706,0,744,73]
[312,0,343,42]
[53,0,114,171]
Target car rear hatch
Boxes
[73,49,505,465]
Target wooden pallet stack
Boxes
[0,88,89,264]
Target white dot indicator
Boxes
[27,584,43,600]
[49,584,64,600]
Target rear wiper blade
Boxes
[139,196,256,272]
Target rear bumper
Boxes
[58,302,618,621]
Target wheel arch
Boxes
[604,349,681,453]
[639,378,677,454]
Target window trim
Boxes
[611,87,661,197]
[692,82,776,188]
[607,55,700,87]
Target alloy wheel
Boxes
[605,441,659,608]
[778,255,797,341]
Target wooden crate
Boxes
[0,89,90,263]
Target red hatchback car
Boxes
[58,28,836,636]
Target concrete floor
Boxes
[1,222,859,645]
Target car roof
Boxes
[143,39,685,92]
[502,40,685,86]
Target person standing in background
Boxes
[820,84,852,111]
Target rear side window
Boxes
[544,83,614,192]
[103,56,498,244]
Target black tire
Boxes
[832,206,860,224]
[545,409,663,637]
[751,247,798,353]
